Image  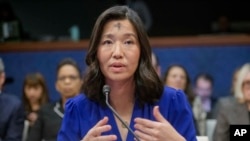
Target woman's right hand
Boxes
[81,116,117,141]
[27,112,38,126]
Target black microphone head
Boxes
[103,85,111,95]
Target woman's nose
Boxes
[113,42,123,59]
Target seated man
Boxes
[0,58,25,141]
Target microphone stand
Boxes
[104,93,140,141]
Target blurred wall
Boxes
[1,45,250,101]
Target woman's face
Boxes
[165,66,187,90]
[97,19,140,83]
[56,65,82,99]
[25,85,43,103]
[242,72,250,102]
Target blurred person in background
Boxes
[151,52,161,77]
[27,58,83,141]
[0,58,25,141]
[22,72,49,126]
[213,63,250,141]
[163,64,195,105]
[21,72,49,141]
[163,64,202,135]
[193,73,217,119]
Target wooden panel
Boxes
[1,34,250,52]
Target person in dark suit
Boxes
[213,63,250,141]
[27,58,83,141]
[0,58,25,141]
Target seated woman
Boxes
[27,58,83,141]
[163,64,194,104]
[22,72,49,140]
[58,5,197,141]
[163,64,204,135]
[213,63,250,141]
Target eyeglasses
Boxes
[57,75,80,82]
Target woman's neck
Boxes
[30,102,40,112]
[108,80,135,115]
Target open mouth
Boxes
[110,62,125,72]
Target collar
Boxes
[53,102,64,118]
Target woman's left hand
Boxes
[134,106,186,141]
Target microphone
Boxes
[102,85,140,141]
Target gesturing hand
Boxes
[27,112,38,126]
[81,116,117,141]
[134,106,186,141]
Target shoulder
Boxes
[217,96,235,108]
[0,93,21,106]
[64,94,97,112]
[63,94,100,123]
[159,86,187,103]
[66,94,90,107]
[157,86,190,111]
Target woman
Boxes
[164,64,204,135]
[213,63,250,141]
[27,58,83,141]
[163,64,194,104]
[58,5,197,141]
[22,72,49,127]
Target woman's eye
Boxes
[103,40,112,45]
[125,40,133,45]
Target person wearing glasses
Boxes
[27,58,83,141]
[213,63,250,141]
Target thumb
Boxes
[153,106,167,123]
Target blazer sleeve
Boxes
[166,90,197,141]
[4,99,25,141]
[57,99,81,141]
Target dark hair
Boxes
[56,58,81,78]
[22,72,49,113]
[194,73,214,86]
[82,5,163,106]
[163,64,195,104]
[151,52,159,68]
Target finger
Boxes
[134,130,156,141]
[153,106,167,123]
[93,116,109,128]
[91,125,112,136]
[88,117,110,136]
[82,134,117,141]
[134,123,155,135]
[93,135,117,141]
[134,118,157,128]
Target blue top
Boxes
[57,86,197,141]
